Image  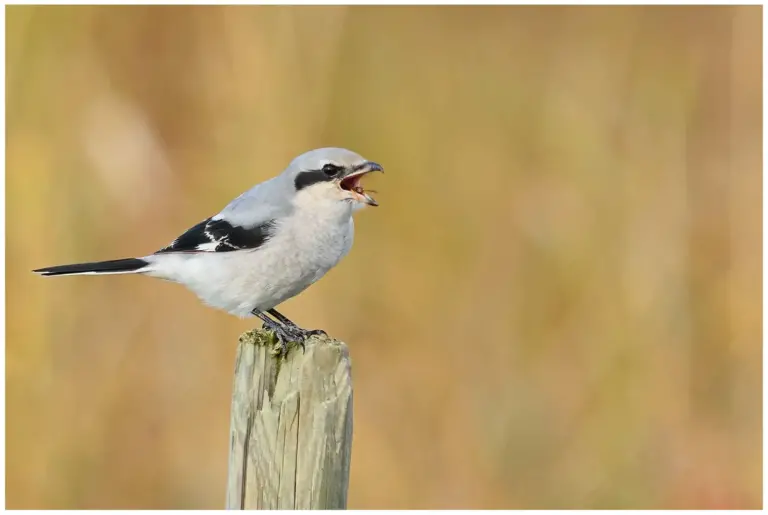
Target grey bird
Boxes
[33,147,383,352]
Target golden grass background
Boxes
[6,5,761,509]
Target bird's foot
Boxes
[279,326,327,353]
[256,317,290,356]
[263,323,326,357]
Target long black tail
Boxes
[33,258,149,277]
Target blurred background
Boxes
[6,5,761,509]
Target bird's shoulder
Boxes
[155,216,277,254]
[156,178,294,254]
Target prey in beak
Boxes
[339,161,383,206]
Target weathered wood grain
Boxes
[226,329,353,510]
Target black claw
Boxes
[267,327,290,356]
[269,329,289,357]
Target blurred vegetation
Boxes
[6,5,761,509]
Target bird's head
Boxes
[289,148,383,210]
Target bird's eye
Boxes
[322,164,342,177]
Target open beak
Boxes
[340,161,384,206]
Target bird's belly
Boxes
[167,222,352,317]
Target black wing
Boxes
[155,217,276,254]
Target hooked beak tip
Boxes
[354,161,383,174]
[367,161,384,173]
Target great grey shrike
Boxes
[34,147,383,353]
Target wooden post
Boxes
[226,329,354,510]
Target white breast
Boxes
[257,204,355,307]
